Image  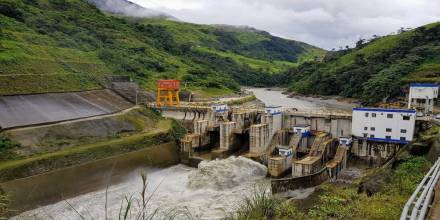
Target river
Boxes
[247,88,358,112]
[12,88,354,220]
[13,157,268,220]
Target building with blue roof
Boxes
[352,107,416,144]
[408,83,439,114]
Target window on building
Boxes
[386,128,392,132]
[403,116,410,120]
[370,134,375,138]
[401,129,407,133]
[387,114,393,118]
[386,136,391,139]
[372,113,376,117]
[325,119,331,123]
[363,133,368,138]
[365,113,369,117]
[400,137,406,141]
[370,127,375,131]
[364,127,368,131]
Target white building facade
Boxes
[211,104,229,113]
[408,83,439,114]
[262,106,283,136]
[292,124,311,137]
[352,108,416,144]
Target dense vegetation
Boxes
[0,0,323,96]
[289,23,440,103]
[0,136,19,160]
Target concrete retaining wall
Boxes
[0,90,133,129]
[283,115,351,138]
[271,168,329,193]
[1,142,179,212]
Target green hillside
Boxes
[0,0,324,96]
[289,22,440,103]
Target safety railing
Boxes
[400,157,440,220]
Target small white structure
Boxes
[339,137,352,146]
[262,105,283,136]
[352,108,416,143]
[278,147,293,157]
[211,104,229,113]
[292,124,311,137]
[408,83,439,114]
[265,105,282,115]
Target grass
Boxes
[197,47,298,74]
[335,31,415,67]
[402,54,440,83]
[0,189,9,220]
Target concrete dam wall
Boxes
[0,89,133,129]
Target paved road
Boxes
[0,90,132,129]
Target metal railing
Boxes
[400,157,440,220]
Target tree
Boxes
[355,38,366,48]
[0,1,24,21]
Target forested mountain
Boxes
[0,0,324,96]
[289,22,440,103]
[87,0,175,19]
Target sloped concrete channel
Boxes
[0,89,133,129]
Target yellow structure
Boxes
[156,80,180,106]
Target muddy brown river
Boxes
[247,88,358,112]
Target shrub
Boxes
[0,1,24,21]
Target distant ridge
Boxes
[87,0,176,19]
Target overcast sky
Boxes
[130,0,440,49]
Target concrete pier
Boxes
[249,124,270,155]
[220,122,237,150]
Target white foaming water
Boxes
[14,156,268,220]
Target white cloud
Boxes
[130,0,440,49]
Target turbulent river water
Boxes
[14,157,268,220]
[13,88,356,220]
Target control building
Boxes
[352,108,416,144]
[408,83,438,114]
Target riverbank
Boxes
[0,108,185,182]
[1,142,180,214]
[246,87,359,112]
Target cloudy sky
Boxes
[130,0,440,49]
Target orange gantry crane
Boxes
[156,80,180,106]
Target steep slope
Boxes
[87,0,175,19]
[144,20,324,74]
[289,22,440,103]
[0,0,324,96]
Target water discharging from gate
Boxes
[14,157,268,220]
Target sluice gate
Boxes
[153,104,415,193]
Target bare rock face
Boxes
[87,0,176,19]
[358,169,392,196]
